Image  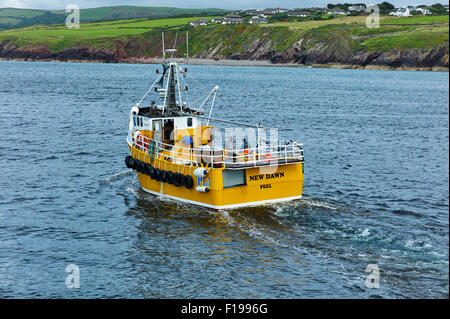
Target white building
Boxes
[348,5,366,11]
[189,18,209,26]
[327,8,348,15]
[249,16,268,24]
[416,7,431,15]
[389,8,411,17]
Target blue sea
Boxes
[0,60,448,298]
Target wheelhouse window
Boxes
[187,118,193,127]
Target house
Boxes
[310,7,327,13]
[244,9,260,15]
[389,8,411,17]
[416,7,431,15]
[189,18,209,26]
[288,12,311,17]
[327,8,348,15]
[348,5,366,11]
[249,16,268,24]
[221,14,243,24]
[263,7,288,15]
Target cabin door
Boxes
[153,119,163,143]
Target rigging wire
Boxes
[182,71,256,123]
[135,74,162,107]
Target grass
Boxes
[0,16,219,51]
[0,6,229,30]
[260,15,369,30]
[381,15,449,25]
[0,14,448,56]
[359,25,449,50]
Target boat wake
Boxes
[99,170,134,185]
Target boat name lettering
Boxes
[249,172,285,181]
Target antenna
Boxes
[162,32,165,61]
[186,31,189,64]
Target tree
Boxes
[327,4,336,9]
[378,2,395,14]
[431,3,445,10]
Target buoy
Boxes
[193,167,207,178]
[196,186,209,192]
[131,106,139,116]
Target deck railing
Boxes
[127,133,304,169]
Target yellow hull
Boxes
[129,145,303,209]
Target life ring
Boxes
[142,135,149,150]
[183,175,194,189]
[174,173,184,187]
[134,131,143,150]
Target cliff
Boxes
[0,20,448,70]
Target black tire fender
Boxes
[155,168,162,181]
[174,173,183,186]
[183,175,194,189]
[148,166,156,179]
[166,171,175,184]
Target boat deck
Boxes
[127,132,304,170]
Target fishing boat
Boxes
[125,34,304,209]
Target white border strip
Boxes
[140,186,302,210]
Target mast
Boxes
[166,63,178,114]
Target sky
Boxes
[0,0,448,10]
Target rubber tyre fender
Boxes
[154,168,162,181]
[134,160,142,173]
[125,155,132,168]
[138,161,146,174]
[143,163,151,175]
[161,170,168,183]
[183,175,194,189]
[173,173,183,187]
[166,171,175,184]
[127,156,136,170]
[148,166,156,179]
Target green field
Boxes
[0,6,229,30]
[0,14,448,58]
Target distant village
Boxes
[189,3,449,26]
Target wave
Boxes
[100,170,134,184]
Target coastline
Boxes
[1,56,448,72]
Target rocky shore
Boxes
[0,37,448,71]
